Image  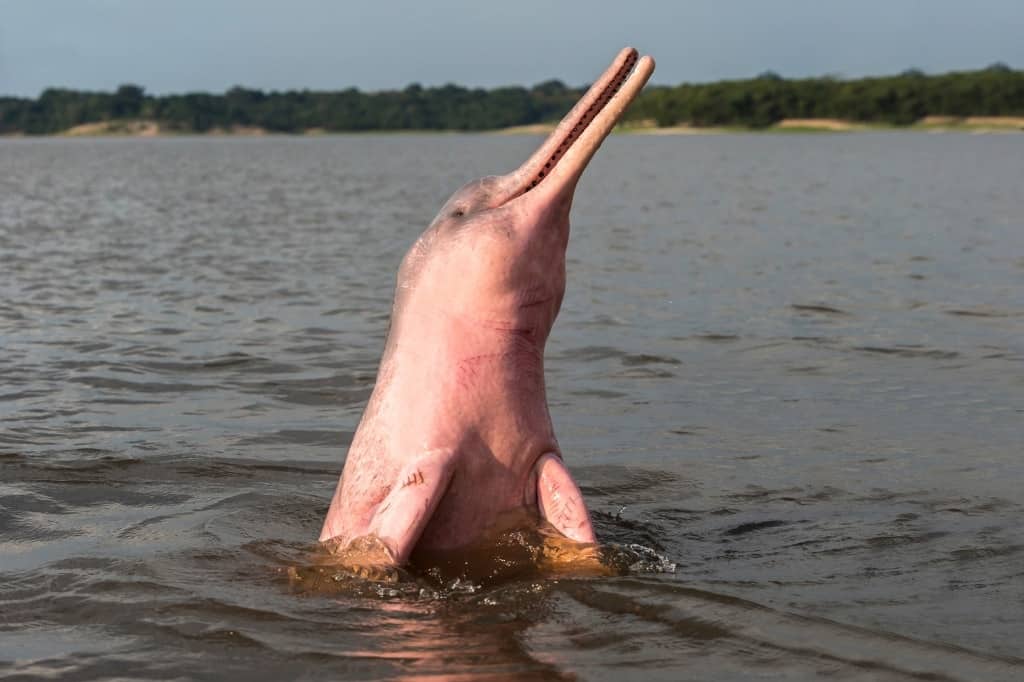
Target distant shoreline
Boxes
[5,65,1021,137]
[519,116,1024,134]
[2,116,1023,139]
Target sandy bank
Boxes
[12,115,1024,138]
[59,120,271,137]
[774,118,866,131]
[63,120,162,137]
[916,116,1024,132]
[961,116,1024,129]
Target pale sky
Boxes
[1,0,1022,97]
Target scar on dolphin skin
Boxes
[401,470,426,488]
[543,477,586,531]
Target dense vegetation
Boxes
[633,64,1024,128]
[1,64,1022,135]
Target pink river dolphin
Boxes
[319,48,655,568]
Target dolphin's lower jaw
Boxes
[523,50,640,194]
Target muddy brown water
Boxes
[1,133,1023,680]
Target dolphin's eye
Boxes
[451,209,466,218]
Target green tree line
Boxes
[1,64,1022,135]
[632,64,1024,127]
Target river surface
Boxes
[1,133,1023,680]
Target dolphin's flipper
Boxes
[535,453,597,544]
[365,449,458,564]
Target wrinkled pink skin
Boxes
[320,49,655,565]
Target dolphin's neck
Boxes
[385,326,546,403]
[365,307,554,449]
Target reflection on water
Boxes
[1,133,1023,679]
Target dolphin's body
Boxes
[320,48,655,566]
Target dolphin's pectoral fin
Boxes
[363,449,458,565]
[535,452,597,544]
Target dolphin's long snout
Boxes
[508,48,655,203]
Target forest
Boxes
[1,64,1022,135]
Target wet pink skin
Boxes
[319,49,655,565]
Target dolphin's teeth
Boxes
[525,52,639,193]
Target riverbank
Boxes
[3,116,1022,138]
[57,120,271,137]
[625,117,1024,134]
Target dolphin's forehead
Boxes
[438,175,506,215]
[426,176,522,249]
